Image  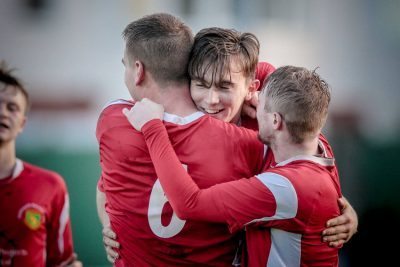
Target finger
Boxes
[106,245,120,258]
[122,107,130,116]
[323,224,350,236]
[104,236,120,248]
[323,232,349,243]
[326,214,350,227]
[337,197,348,210]
[242,104,257,119]
[328,240,345,248]
[107,254,116,264]
[250,94,259,107]
[102,227,116,239]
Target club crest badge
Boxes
[17,203,45,231]
[24,208,42,230]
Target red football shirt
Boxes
[0,160,75,266]
[96,100,265,266]
[140,120,342,267]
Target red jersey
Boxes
[0,160,75,266]
[96,100,265,266]
[140,120,342,267]
[241,61,276,131]
[255,61,276,88]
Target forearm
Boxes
[96,188,108,226]
[142,120,226,222]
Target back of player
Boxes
[242,135,341,266]
[96,100,265,266]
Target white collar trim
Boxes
[276,142,334,167]
[163,112,205,125]
[11,158,24,180]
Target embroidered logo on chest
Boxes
[17,203,45,231]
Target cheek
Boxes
[12,117,25,134]
[124,71,129,86]
[225,94,244,111]
[190,89,204,104]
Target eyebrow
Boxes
[219,80,234,87]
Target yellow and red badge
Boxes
[23,208,43,230]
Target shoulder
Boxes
[318,133,335,158]
[256,61,276,87]
[23,161,66,189]
[99,99,135,117]
[96,99,135,139]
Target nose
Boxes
[206,89,220,104]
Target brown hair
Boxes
[262,66,331,143]
[188,27,259,88]
[122,13,194,86]
[0,61,30,114]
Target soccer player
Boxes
[185,28,357,248]
[0,62,81,266]
[99,19,357,263]
[96,13,266,266]
[124,66,342,266]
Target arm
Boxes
[322,197,358,247]
[96,184,120,263]
[96,185,108,226]
[46,176,78,266]
[256,61,276,88]
[122,99,283,230]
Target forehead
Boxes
[200,58,246,83]
[0,85,26,105]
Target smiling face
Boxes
[190,59,256,124]
[0,85,27,145]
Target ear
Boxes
[135,60,145,86]
[272,112,283,130]
[245,79,260,101]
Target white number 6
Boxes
[147,165,187,238]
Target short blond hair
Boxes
[262,66,331,143]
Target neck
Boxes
[271,134,319,163]
[0,142,17,179]
[145,83,198,117]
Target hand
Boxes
[123,98,164,131]
[102,226,120,264]
[67,259,83,267]
[62,253,82,267]
[322,197,358,247]
[241,92,259,119]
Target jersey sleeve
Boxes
[141,119,283,233]
[256,61,276,88]
[45,174,75,266]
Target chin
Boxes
[257,134,271,146]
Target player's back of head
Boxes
[263,66,331,143]
[122,13,194,87]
